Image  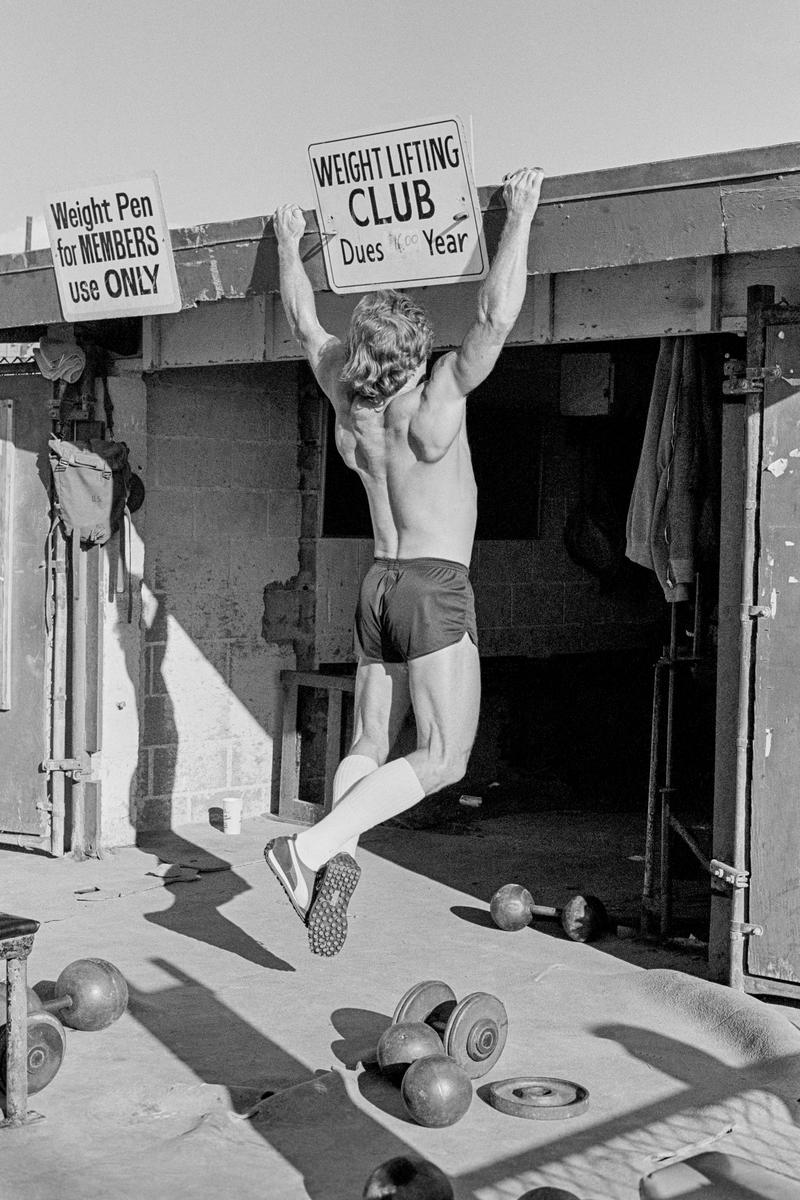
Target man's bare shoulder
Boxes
[313,337,348,409]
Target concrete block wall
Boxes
[471,416,663,658]
[136,363,301,830]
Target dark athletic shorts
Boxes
[355,557,478,664]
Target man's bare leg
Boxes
[405,632,481,794]
[292,634,480,866]
[295,654,411,867]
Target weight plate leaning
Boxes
[393,980,457,1028]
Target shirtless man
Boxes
[266,167,544,955]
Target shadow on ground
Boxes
[125,959,422,1199]
[137,828,294,973]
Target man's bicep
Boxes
[448,317,506,395]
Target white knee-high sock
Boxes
[330,753,378,859]
[295,757,425,871]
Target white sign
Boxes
[43,172,181,322]
[308,117,488,294]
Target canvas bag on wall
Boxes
[48,435,132,547]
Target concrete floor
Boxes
[2,809,800,1200]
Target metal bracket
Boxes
[39,751,100,782]
[709,858,749,889]
[722,359,782,396]
[743,604,772,620]
[731,921,764,938]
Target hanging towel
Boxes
[34,337,86,383]
[625,338,676,580]
[626,336,714,603]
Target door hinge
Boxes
[39,751,101,781]
[722,359,782,397]
[709,858,749,889]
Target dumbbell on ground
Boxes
[34,958,128,1032]
[376,979,503,1128]
[388,978,508,1079]
[490,884,611,943]
[1,957,127,1103]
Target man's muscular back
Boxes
[330,358,478,566]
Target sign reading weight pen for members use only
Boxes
[308,117,488,294]
[43,171,181,322]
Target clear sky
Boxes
[3,0,800,254]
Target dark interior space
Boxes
[304,332,744,942]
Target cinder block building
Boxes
[3,142,800,997]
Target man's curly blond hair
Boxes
[340,290,433,405]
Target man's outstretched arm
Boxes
[410,168,544,459]
[274,203,344,402]
[439,167,544,397]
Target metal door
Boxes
[747,315,800,986]
[0,371,51,845]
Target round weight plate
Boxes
[393,980,457,1028]
[487,1076,589,1120]
[443,992,508,1079]
[0,1012,66,1096]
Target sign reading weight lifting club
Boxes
[308,117,488,294]
[43,171,181,322]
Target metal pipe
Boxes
[50,525,67,857]
[692,572,703,661]
[660,604,679,936]
[729,285,773,989]
[70,535,87,858]
[668,813,712,874]
[641,658,663,933]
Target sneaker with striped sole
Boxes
[307,852,361,956]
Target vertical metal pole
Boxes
[660,604,678,936]
[70,535,87,857]
[50,525,67,857]
[692,573,702,660]
[641,657,663,934]
[729,284,774,989]
[4,956,28,1124]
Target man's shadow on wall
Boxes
[126,592,293,973]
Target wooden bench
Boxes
[274,670,356,823]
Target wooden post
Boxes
[70,536,88,857]
[0,399,13,711]
[4,955,29,1124]
[324,690,343,813]
[50,525,67,857]
[278,677,300,814]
